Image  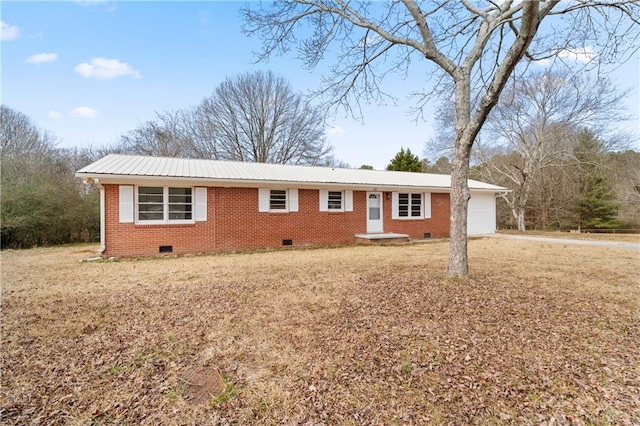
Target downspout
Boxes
[85,177,106,254]
[98,182,105,254]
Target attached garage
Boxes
[467,192,497,235]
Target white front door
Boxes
[366,192,383,233]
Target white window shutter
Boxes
[391,192,399,220]
[258,188,270,212]
[424,192,432,218]
[119,185,134,223]
[195,187,207,221]
[345,190,353,212]
[319,190,328,212]
[289,189,299,212]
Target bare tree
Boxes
[425,156,452,174]
[118,71,334,165]
[1,105,58,179]
[196,70,333,165]
[242,1,640,277]
[118,109,197,158]
[475,70,629,231]
[608,150,640,227]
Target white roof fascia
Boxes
[79,174,457,192]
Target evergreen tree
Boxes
[573,130,619,230]
[386,148,423,172]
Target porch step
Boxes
[354,233,410,243]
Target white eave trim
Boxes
[74,173,504,193]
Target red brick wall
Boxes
[383,192,451,239]
[102,184,451,257]
[213,187,367,250]
[102,184,216,258]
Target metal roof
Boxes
[76,154,507,191]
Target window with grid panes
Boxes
[398,193,422,217]
[138,186,192,222]
[270,190,287,210]
[328,191,343,210]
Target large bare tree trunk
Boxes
[448,75,474,277]
[517,209,526,232]
[448,143,471,277]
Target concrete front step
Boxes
[354,233,410,243]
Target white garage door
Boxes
[467,192,496,235]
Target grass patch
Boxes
[209,382,239,407]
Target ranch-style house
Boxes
[76,154,507,257]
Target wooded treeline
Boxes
[385,139,640,232]
[474,133,640,232]
[424,69,640,232]
[1,106,101,248]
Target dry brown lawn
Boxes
[1,238,639,425]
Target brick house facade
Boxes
[77,155,504,257]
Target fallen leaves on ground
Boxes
[1,239,638,425]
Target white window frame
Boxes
[392,192,424,220]
[135,186,195,225]
[319,190,353,212]
[259,188,299,213]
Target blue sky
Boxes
[2,1,639,169]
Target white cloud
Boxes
[70,107,99,118]
[74,57,141,80]
[535,46,597,67]
[76,0,118,11]
[358,33,382,48]
[26,52,58,64]
[556,46,596,64]
[1,21,19,41]
[75,0,109,5]
[47,110,63,120]
[325,125,345,136]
